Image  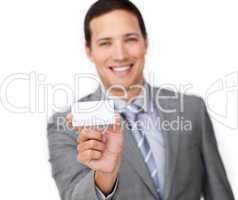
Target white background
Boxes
[0,0,237,199]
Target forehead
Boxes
[89,10,141,40]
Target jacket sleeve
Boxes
[95,178,119,200]
[200,99,235,200]
[47,111,119,200]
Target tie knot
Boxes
[121,103,144,122]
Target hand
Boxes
[66,112,124,173]
[66,112,123,194]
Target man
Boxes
[47,0,234,200]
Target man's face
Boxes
[86,10,148,90]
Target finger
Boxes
[114,112,122,131]
[66,112,82,131]
[77,140,105,152]
[66,112,74,129]
[106,112,122,133]
[77,129,103,143]
[78,150,102,162]
[66,112,73,121]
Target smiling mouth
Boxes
[108,64,134,77]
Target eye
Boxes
[125,37,138,42]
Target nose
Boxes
[112,41,129,62]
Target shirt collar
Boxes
[100,81,152,113]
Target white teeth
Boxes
[111,66,131,72]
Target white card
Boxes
[71,100,115,127]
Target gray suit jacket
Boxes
[47,85,234,200]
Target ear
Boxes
[85,45,94,62]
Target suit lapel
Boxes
[155,88,181,200]
[123,119,160,200]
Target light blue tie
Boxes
[122,103,161,195]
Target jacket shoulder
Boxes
[153,86,205,110]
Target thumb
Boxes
[113,112,122,133]
[104,112,122,134]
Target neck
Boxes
[104,79,145,102]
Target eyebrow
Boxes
[124,33,140,38]
[96,33,140,43]
[96,37,112,43]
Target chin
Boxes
[111,79,132,86]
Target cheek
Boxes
[92,50,110,65]
[128,44,147,58]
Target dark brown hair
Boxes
[84,0,147,47]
